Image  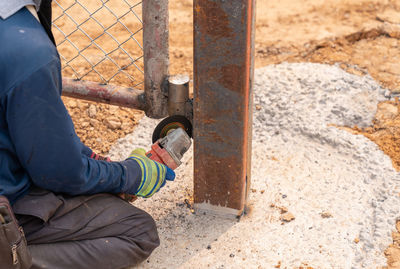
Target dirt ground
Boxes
[54,0,400,267]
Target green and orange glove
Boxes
[127,148,175,198]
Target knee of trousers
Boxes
[123,207,160,253]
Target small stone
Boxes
[88,105,97,118]
[89,119,99,127]
[104,117,122,130]
[229,253,235,258]
[81,121,89,128]
[260,190,265,194]
[256,105,262,110]
[251,188,257,193]
[279,206,288,214]
[354,237,360,244]
[282,194,287,199]
[280,212,295,222]
[207,245,211,250]
[320,212,333,218]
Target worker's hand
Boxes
[127,148,175,198]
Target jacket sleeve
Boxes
[5,58,141,195]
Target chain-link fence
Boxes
[52,0,144,89]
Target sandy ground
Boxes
[109,63,399,268]
[52,0,400,267]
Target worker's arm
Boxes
[5,58,141,196]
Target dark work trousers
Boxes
[12,188,160,269]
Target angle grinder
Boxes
[146,125,191,170]
[120,116,192,202]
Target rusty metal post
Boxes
[143,0,169,118]
[193,0,255,217]
[62,78,146,110]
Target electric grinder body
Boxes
[146,127,191,170]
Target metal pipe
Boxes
[143,0,169,118]
[168,74,190,116]
[61,78,146,110]
[193,0,255,218]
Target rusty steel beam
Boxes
[143,0,169,118]
[193,0,255,217]
[62,78,146,110]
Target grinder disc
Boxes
[152,115,193,143]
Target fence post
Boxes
[143,0,169,118]
[193,0,255,217]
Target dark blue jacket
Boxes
[0,8,140,204]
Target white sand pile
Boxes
[109,63,400,268]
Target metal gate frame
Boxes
[59,0,169,119]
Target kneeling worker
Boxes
[0,1,175,268]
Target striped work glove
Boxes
[127,148,175,198]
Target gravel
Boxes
[109,63,400,268]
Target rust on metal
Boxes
[143,0,169,118]
[193,0,255,217]
[62,78,146,110]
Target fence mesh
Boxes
[52,0,144,89]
